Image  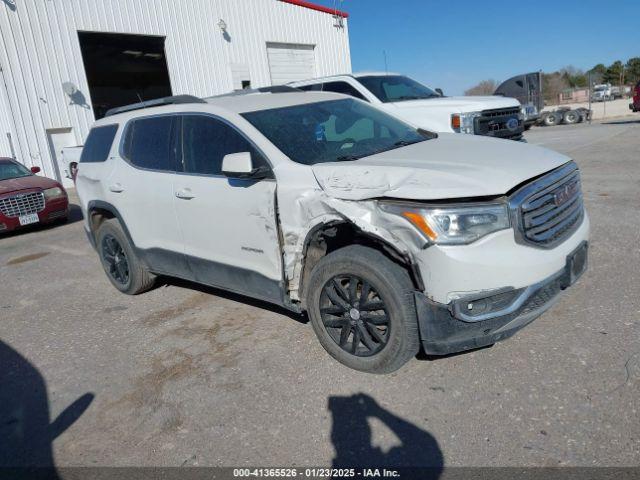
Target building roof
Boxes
[279,0,349,18]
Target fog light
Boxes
[453,288,524,322]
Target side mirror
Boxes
[221,152,253,178]
[30,166,41,174]
[221,152,270,179]
[435,88,444,96]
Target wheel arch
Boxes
[297,220,424,310]
[86,200,137,250]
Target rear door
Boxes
[106,114,190,277]
[172,114,283,302]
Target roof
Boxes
[94,91,348,125]
[290,71,402,86]
[279,0,349,18]
[353,71,401,78]
[205,91,347,113]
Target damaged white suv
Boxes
[77,92,589,373]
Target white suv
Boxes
[291,73,525,140]
[76,92,589,373]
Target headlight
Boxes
[43,187,65,200]
[381,202,510,245]
[451,111,481,134]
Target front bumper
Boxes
[0,195,69,233]
[415,241,588,355]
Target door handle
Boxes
[109,183,124,193]
[175,188,195,200]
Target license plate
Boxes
[567,242,588,285]
[18,213,40,226]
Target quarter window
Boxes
[180,115,268,175]
[80,124,118,163]
[122,116,175,171]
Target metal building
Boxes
[0,0,350,186]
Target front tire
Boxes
[96,219,155,295]
[306,245,420,374]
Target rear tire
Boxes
[563,110,580,124]
[543,112,561,126]
[305,245,420,374]
[96,218,155,295]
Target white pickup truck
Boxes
[291,72,525,141]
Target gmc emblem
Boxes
[553,181,578,206]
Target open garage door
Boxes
[78,32,172,119]
[267,42,316,85]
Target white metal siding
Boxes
[0,0,351,179]
[267,42,316,85]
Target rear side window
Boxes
[122,116,175,171]
[322,81,368,101]
[180,115,268,175]
[80,124,118,163]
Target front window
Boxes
[0,160,31,181]
[357,75,440,103]
[242,99,430,165]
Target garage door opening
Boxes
[78,32,172,119]
[267,42,316,85]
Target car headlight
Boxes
[381,202,510,245]
[43,187,66,200]
[451,111,481,134]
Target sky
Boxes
[314,0,640,95]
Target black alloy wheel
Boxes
[319,274,390,357]
[101,234,130,286]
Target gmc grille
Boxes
[475,107,524,140]
[0,191,45,218]
[511,163,584,248]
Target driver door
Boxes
[172,114,283,303]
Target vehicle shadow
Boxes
[159,276,308,324]
[329,393,443,477]
[602,119,640,125]
[0,339,94,479]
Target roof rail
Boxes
[205,85,301,100]
[104,95,205,117]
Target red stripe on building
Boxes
[279,0,349,18]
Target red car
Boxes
[0,157,69,233]
[631,81,640,112]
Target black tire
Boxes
[305,245,420,374]
[96,218,155,295]
[562,110,580,124]
[543,112,560,126]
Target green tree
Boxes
[626,57,640,84]
[604,60,624,85]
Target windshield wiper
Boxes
[336,154,364,162]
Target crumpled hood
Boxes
[390,95,520,113]
[0,175,59,196]
[311,133,571,201]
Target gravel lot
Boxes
[1,119,639,470]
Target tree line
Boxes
[465,57,640,99]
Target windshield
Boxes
[242,99,429,165]
[357,75,440,103]
[0,160,31,181]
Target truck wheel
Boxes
[563,110,580,124]
[305,245,420,374]
[96,218,156,295]
[543,112,560,126]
